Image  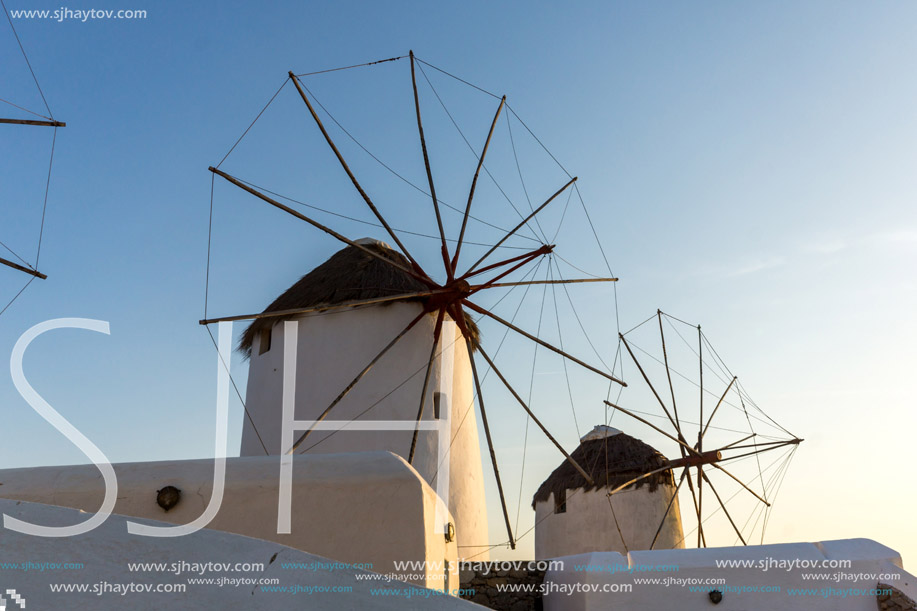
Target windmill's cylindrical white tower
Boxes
[240,239,489,559]
[533,425,684,559]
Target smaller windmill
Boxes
[531,311,801,556]
[603,310,803,549]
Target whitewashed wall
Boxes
[0,452,457,589]
[241,302,489,559]
[542,539,917,611]
[535,485,684,559]
[0,497,479,609]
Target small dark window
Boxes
[554,488,566,514]
[433,392,443,419]
[258,327,272,355]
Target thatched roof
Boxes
[240,240,478,356]
[531,429,673,508]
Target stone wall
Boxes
[878,583,917,611]
[459,562,545,610]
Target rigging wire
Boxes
[760,445,798,543]
[305,257,547,458]
[548,259,581,438]
[34,124,56,266]
[294,55,405,78]
[506,112,549,244]
[701,331,797,438]
[412,56,502,101]
[505,103,573,179]
[204,325,269,456]
[607,404,786,440]
[622,337,790,436]
[621,312,658,337]
[229,175,530,251]
[553,257,615,372]
[297,77,541,245]
[672,444,796,548]
[0,238,30,268]
[0,276,35,317]
[553,252,605,279]
[216,77,289,169]
[550,187,575,245]
[204,173,215,318]
[0,96,51,120]
[1,5,59,306]
[1,0,53,118]
[656,311,798,440]
[414,61,544,245]
[737,444,795,545]
[514,261,552,533]
[434,258,547,474]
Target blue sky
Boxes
[1,1,915,563]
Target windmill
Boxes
[602,310,803,549]
[200,52,799,554]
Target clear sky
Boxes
[1,0,915,564]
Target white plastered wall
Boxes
[535,484,684,559]
[0,452,458,589]
[241,302,488,559]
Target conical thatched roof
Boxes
[531,427,673,508]
[240,239,478,356]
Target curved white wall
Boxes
[242,302,489,559]
[0,453,458,589]
[535,483,684,559]
[0,497,477,609]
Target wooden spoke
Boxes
[657,311,696,545]
[199,290,449,325]
[697,324,704,548]
[722,438,796,452]
[474,340,595,487]
[707,462,771,507]
[684,466,705,547]
[619,334,680,434]
[701,470,747,545]
[464,333,516,549]
[465,246,551,297]
[209,167,434,287]
[716,439,802,464]
[287,73,423,273]
[651,467,688,550]
[701,376,737,437]
[606,464,676,496]
[408,308,446,464]
[0,118,65,127]
[408,51,452,277]
[0,256,45,280]
[604,396,767,517]
[697,325,704,449]
[287,310,427,454]
[451,95,506,272]
[470,277,617,290]
[464,176,577,276]
[463,247,554,280]
[697,465,704,548]
[658,311,685,439]
[604,400,700,459]
[466,300,626,387]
